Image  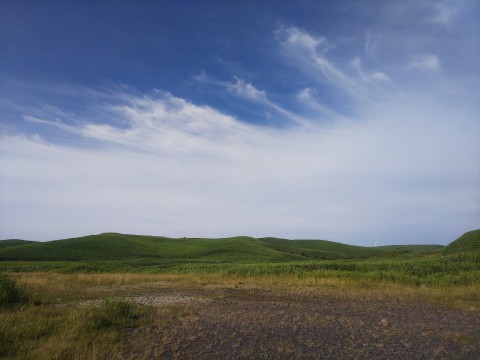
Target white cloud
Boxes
[370,72,390,81]
[296,88,345,121]
[84,91,259,155]
[350,57,362,71]
[24,115,78,132]
[363,31,378,58]
[408,54,441,72]
[278,27,358,93]
[226,77,267,102]
[280,26,328,54]
[199,74,310,126]
[277,27,393,104]
[350,57,390,84]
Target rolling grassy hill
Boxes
[0,233,296,262]
[444,229,480,254]
[0,232,445,262]
[0,240,35,250]
[257,237,384,259]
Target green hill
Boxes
[0,233,301,262]
[376,245,444,252]
[0,233,446,263]
[375,244,444,257]
[258,237,383,259]
[444,230,480,254]
[0,240,35,250]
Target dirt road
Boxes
[119,286,480,359]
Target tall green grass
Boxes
[1,252,478,287]
[169,252,480,286]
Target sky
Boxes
[0,0,479,245]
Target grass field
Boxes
[0,230,478,359]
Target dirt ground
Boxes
[118,286,480,360]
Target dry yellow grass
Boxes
[11,272,480,311]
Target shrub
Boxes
[79,298,138,332]
[0,273,28,307]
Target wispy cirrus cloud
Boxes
[226,77,267,102]
[277,27,359,95]
[350,57,390,84]
[196,73,310,126]
[276,26,394,108]
[408,54,441,72]
[296,88,342,120]
[431,1,459,26]
[23,91,263,156]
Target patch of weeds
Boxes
[0,272,28,307]
[77,298,140,332]
[0,298,151,359]
[455,335,478,344]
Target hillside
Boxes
[0,233,444,262]
[0,239,35,250]
[0,233,301,262]
[444,229,480,254]
[258,238,383,259]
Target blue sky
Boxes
[1,0,479,244]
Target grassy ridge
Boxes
[0,240,35,250]
[444,229,480,254]
[0,233,443,262]
[257,237,383,259]
[0,234,301,262]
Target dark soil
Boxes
[119,287,480,359]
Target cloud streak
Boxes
[275,26,399,114]
[196,74,310,126]
[408,54,441,72]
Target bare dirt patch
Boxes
[127,294,210,306]
[77,293,210,307]
[118,287,480,359]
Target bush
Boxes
[79,298,137,332]
[0,273,28,307]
